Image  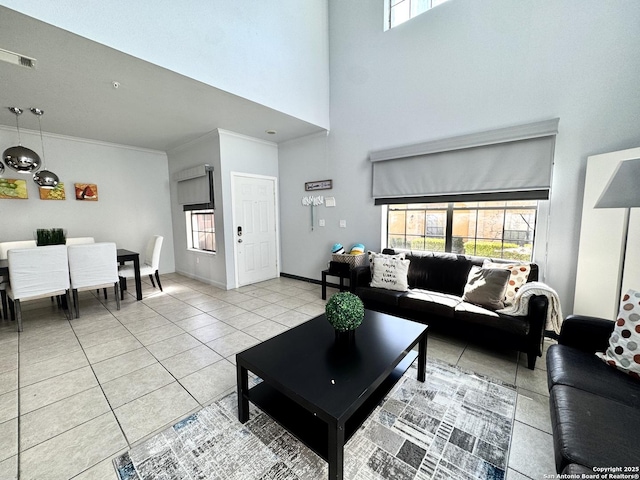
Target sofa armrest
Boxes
[558,315,614,353]
[351,266,371,290]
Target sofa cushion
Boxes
[370,257,410,291]
[596,289,640,379]
[483,260,531,306]
[549,385,640,471]
[356,286,406,308]
[406,253,473,296]
[398,289,460,318]
[367,250,405,278]
[547,344,640,409]
[462,266,509,310]
[454,302,529,336]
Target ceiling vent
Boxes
[0,48,36,69]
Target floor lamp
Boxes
[594,157,640,307]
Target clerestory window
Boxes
[386,0,451,30]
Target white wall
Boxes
[279,0,640,314]
[0,0,330,129]
[0,126,175,272]
[168,129,278,289]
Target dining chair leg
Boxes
[149,274,156,288]
[15,299,22,332]
[72,289,80,319]
[64,290,73,321]
[114,282,121,311]
[155,271,163,292]
[103,288,107,300]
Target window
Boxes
[387,0,450,30]
[386,200,537,261]
[186,209,215,253]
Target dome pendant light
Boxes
[3,107,41,173]
[31,108,59,189]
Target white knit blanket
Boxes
[497,281,563,334]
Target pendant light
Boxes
[3,107,41,173]
[30,108,59,189]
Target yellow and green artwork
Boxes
[39,182,66,200]
[0,178,28,199]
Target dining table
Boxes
[0,248,143,320]
[117,248,142,301]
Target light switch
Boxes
[319,219,325,227]
[340,220,347,228]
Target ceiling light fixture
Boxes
[3,107,41,173]
[266,129,277,135]
[30,108,59,189]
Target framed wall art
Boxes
[0,178,28,199]
[39,183,66,200]
[75,183,98,201]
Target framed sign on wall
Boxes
[305,179,332,191]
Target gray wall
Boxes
[279,0,640,314]
[0,126,175,272]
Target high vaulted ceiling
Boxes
[0,6,325,152]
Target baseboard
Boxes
[279,272,321,286]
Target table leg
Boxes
[133,256,142,301]
[322,271,327,300]
[1,291,7,320]
[418,333,427,382]
[328,421,345,480]
[237,362,249,423]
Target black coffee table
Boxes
[236,309,427,480]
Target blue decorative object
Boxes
[332,243,345,255]
[350,243,365,254]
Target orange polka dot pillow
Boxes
[482,261,531,306]
[597,290,640,379]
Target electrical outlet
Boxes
[319,219,325,227]
[340,220,347,228]
[196,257,200,264]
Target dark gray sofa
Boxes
[546,315,640,472]
[352,249,549,369]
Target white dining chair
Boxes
[119,235,163,299]
[0,240,37,320]
[68,242,120,318]
[65,237,95,245]
[6,245,71,331]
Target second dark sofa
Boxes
[352,249,549,369]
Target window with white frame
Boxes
[186,208,215,253]
[386,199,537,261]
[387,0,451,30]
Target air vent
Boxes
[0,48,36,69]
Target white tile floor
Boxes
[0,274,558,479]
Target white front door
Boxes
[233,174,278,287]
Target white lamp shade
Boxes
[595,158,640,209]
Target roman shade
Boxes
[174,164,214,210]
[370,119,559,205]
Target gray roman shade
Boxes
[370,119,559,205]
[174,164,214,210]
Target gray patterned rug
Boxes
[113,359,516,480]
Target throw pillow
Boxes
[370,257,410,292]
[368,251,406,277]
[483,260,531,306]
[462,266,511,310]
[596,289,640,380]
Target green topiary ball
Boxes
[325,292,365,332]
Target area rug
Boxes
[113,359,517,480]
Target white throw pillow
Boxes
[367,251,406,277]
[596,289,640,380]
[370,257,410,292]
[483,260,531,306]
